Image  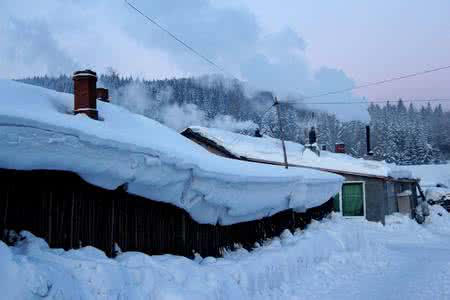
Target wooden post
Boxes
[111,197,115,257]
[2,188,9,240]
[274,97,289,169]
[70,192,75,249]
[48,192,52,245]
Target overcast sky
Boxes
[232,0,450,102]
[1,0,449,119]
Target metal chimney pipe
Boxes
[366,125,373,156]
[308,126,317,145]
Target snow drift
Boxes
[0,80,343,225]
[0,215,382,299]
[2,205,449,299]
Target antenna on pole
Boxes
[274,97,289,169]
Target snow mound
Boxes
[188,126,413,179]
[0,80,343,225]
[3,208,450,299]
[426,187,450,201]
[386,204,450,236]
[0,215,385,299]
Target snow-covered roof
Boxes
[0,80,344,225]
[185,126,414,180]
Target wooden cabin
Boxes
[0,168,333,258]
[0,74,343,258]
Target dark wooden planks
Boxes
[0,168,333,258]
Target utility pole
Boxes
[274,97,289,169]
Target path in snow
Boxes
[318,242,450,300]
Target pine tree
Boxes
[17,73,450,162]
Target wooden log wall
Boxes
[0,169,333,258]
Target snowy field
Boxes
[1,206,450,299]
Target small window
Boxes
[342,182,365,217]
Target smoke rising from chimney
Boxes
[1,0,369,121]
[111,81,257,132]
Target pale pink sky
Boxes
[2,0,450,112]
[230,0,450,109]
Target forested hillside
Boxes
[19,74,450,164]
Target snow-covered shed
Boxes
[181,126,420,224]
[0,76,343,257]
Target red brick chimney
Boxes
[73,70,98,120]
[335,143,346,154]
[96,88,109,102]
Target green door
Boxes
[342,183,364,217]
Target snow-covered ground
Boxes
[2,206,450,299]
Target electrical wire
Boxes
[124,0,450,150]
[124,0,239,81]
[225,96,450,148]
[124,1,450,108]
[259,101,277,118]
[288,64,450,103]
[226,101,276,147]
[296,98,450,105]
[124,0,277,148]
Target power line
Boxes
[296,98,450,105]
[124,0,239,80]
[125,0,450,102]
[224,96,450,148]
[291,64,450,103]
[228,96,449,148]
[226,101,276,147]
[124,0,449,153]
[260,101,277,118]
[124,1,450,107]
[124,0,278,148]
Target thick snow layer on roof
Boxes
[188,126,413,179]
[0,80,343,225]
[399,164,450,188]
